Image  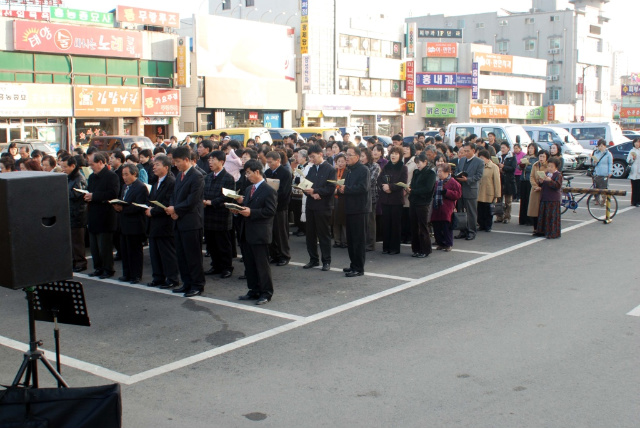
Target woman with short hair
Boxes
[477,149,502,232]
[431,163,462,252]
[377,146,408,255]
[407,153,436,258]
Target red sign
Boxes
[426,42,458,58]
[248,111,259,121]
[74,86,141,117]
[547,105,555,122]
[1,10,50,20]
[116,6,179,28]
[405,61,415,102]
[620,107,640,119]
[142,88,180,117]
[13,20,143,59]
[577,83,584,95]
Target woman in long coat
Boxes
[528,150,549,231]
[477,149,502,232]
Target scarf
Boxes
[433,175,450,210]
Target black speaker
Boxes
[0,172,73,290]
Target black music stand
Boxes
[11,280,91,389]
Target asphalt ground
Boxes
[0,173,638,427]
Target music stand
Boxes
[11,280,91,389]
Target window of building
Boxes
[524,39,536,51]
[499,20,508,27]
[222,0,230,10]
[497,41,509,53]
[525,18,535,24]
[549,88,561,101]
[590,25,601,35]
[422,89,457,103]
[476,22,485,29]
[549,38,562,50]
[422,57,457,72]
[550,15,559,22]
[245,0,254,6]
[549,64,561,76]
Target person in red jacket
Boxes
[431,163,462,252]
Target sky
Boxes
[60,0,637,70]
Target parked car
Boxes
[548,122,629,150]
[86,135,154,154]
[293,127,342,141]
[268,128,303,145]
[607,139,635,179]
[523,125,590,170]
[0,140,56,157]
[364,135,392,148]
[622,130,640,138]
[446,123,531,150]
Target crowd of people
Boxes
[1,130,630,306]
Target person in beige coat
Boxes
[477,149,501,232]
[528,150,549,232]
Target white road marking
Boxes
[489,230,535,236]
[398,244,491,255]
[287,261,414,281]
[626,305,640,317]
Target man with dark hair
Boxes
[165,146,206,298]
[196,139,214,173]
[145,154,180,289]
[264,151,292,266]
[203,150,236,278]
[18,146,30,160]
[454,143,485,240]
[61,155,88,273]
[139,148,156,185]
[110,151,126,189]
[391,134,403,147]
[302,144,336,271]
[338,146,371,277]
[30,149,43,165]
[84,152,120,279]
[342,132,351,144]
[237,159,277,305]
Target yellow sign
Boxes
[300,22,309,54]
[176,37,189,88]
[400,63,406,80]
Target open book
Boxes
[491,156,500,165]
[395,182,410,189]
[327,179,345,185]
[73,188,89,194]
[109,199,128,205]
[222,188,242,199]
[149,200,167,209]
[294,177,314,191]
[132,203,151,209]
[224,202,246,211]
[536,171,547,180]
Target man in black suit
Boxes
[165,146,206,298]
[236,160,277,305]
[196,139,214,174]
[203,150,236,279]
[109,150,126,260]
[264,151,292,266]
[113,164,149,284]
[145,154,179,289]
[338,146,371,277]
[84,152,120,279]
[302,144,336,271]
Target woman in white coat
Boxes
[627,138,640,207]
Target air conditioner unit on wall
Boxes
[482,99,489,105]
[552,75,559,81]
[549,48,560,54]
[547,76,554,81]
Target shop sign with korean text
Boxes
[0,83,72,116]
[50,7,114,26]
[74,86,141,117]
[418,28,462,39]
[300,21,309,54]
[405,61,415,101]
[425,103,456,118]
[622,85,640,96]
[142,88,180,117]
[620,107,640,119]
[474,52,513,73]
[471,62,479,100]
[469,104,509,119]
[426,42,457,58]
[406,22,417,58]
[14,20,143,59]
[509,105,543,120]
[302,54,311,92]
[1,10,50,20]
[116,5,179,28]
[176,37,190,88]
[416,73,472,88]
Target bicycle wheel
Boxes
[586,194,618,221]
[560,194,571,215]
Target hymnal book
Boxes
[73,188,89,194]
[222,188,242,199]
[536,171,547,179]
[224,202,246,211]
[327,179,345,185]
[491,156,500,165]
[395,182,410,189]
[132,203,151,209]
[266,178,280,191]
[519,157,530,165]
[109,199,128,205]
[454,171,468,178]
[294,178,314,191]
[150,200,167,209]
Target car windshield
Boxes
[553,128,579,146]
[128,138,154,149]
[31,143,55,153]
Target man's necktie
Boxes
[250,185,256,198]
[123,185,129,199]
[181,172,185,181]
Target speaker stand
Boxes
[11,288,69,389]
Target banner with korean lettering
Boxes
[471,62,479,100]
[116,6,179,28]
[302,54,311,92]
[14,21,143,59]
[405,61,415,101]
[300,21,309,54]
[425,103,457,118]
[474,52,513,74]
[418,28,462,39]
[0,83,72,117]
[469,104,509,119]
[1,10,50,20]
[50,7,114,27]
[176,37,190,88]
[622,85,640,96]
[426,42,457,58]
[74,86,141,117]
[406,22,417,58]
[142,88,180,117]
[620,107,640,119]
[416,73,472,88]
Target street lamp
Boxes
[285,12,299,26]
[582,64,595,122]
[272,11,286,24]
[214,0,227,14]
[260,9,272,21]
[246,7,258,19]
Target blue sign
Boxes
[415,73,472,88]
[301,0,308,16]
[263,112,282,128]
[472,62,479,100]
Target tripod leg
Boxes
[39,354,69,388]
[11,355,30,387]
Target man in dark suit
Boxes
[196,139,214,174]
[302,144,336,271]
[109,150,126,261]
[264,151,292,266]
[145,154,179,289]
[84,152,120,279]
[113,164,149,284]
[454,142,485,241]
[165,146,206,298]
[203,150,236,279]
[338,146,371,277]
[236,159,277,305]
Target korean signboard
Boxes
[50,7,114,26]
[142,88,180,117]
[14,20,143,59]
[301,0,308,17]
[469,104,509,120]
[622,85,640,96]
[547,105,555,122]
[0,83,72,117]
[74,86,141,117]
[116,6,179,28]
[474,52,513,74]
[418,28,462,39]
[620,108,640,119]
[425,103,457,118]
[406,22,417,58]
[510,105,543,120]
[176,37,190,88]
[405,60,415,102]
[1,0,61,4]
[415,73,473,88]
[426,42,457,58]
[406,101,415,115]
[300,21,309,54]
[302,54,311,92]
[1,10,49,20]
[471,62,479,100]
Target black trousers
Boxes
[631,179,640,206]
[401,206,411,242]
[477,201,493,231]
[305,209,332,264]
[175,229,205,292]
[346,213,367,273]
[244,243,273,298]
[519,180,532,225]
[381,204,402,253]
[204,229,233,272]
[291,197,305,232]
[71,227,87,270]
[89,232,113,273]
[269,210,290,261]
[149,235,179,284]
[120,233,144,280]
[410,205,431,255]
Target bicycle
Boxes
[561,174,618,221]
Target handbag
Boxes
[491,202,504,217]
[451,211,466,231]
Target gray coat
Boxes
[454,156,485,199]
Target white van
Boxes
[446,123,531,149]
[523,125,590,169]
[548,122,630,150]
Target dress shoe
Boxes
[465,234,476,241]
[485,228,492,232]
[255,295,271,305]
[495,219,504,223]
[276,259,290,267]
[129,278,141,284]
[204,251,210,257]
[147,281,163,287]
[220,271,233,279]
[444,247,452,252]
[113,253,122,261]
[88,270,103,277]
[295,231,305,237]
[205,267,222,275]
[321,263,331,271]
[238,292,259,300]
[238,275,247,280]
[454,233,467,239]
[159,281,180,289]
[303,261,319,269]
[382,250,390,254]
[73,266,87,273]
[345,271,364,277]
[416,253,428,258]
[118,276,131,282]
[342,267,353,273]
[99,271,115,279]
[184,289,202,298]
[503,219,510,224]
[172,286,189,293]
[340,244,348,248]
[332,243,341,248]
[436,246,445,250]
[389,250,400,255]
[411,253,418,257]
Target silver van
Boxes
[548,122,630,150]
[446,123,531,149]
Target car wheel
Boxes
[611,160,627,179]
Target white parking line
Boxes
[626,305,640,317]
[287,261,415,281]
[398,244,491,255]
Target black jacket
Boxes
[408,167,437,206]
[203,168,235,231]
[344,162,371,214]
[142,161,157,185]
[305,161,336,212]
[498,153,517,196]
[240,180,277,245]
[87,166,120,233]
[170,167,204,231]
[264,166,292,212]
[147,173,175,238]
[196,154,212,174]
[377,161,408,206]
[118,179,149,235]
[67,169,87,229]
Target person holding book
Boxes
[407,153,437,258]
[431,163,462,252]
[477,150,502,232]
[627,138,640,207]
[495,142,517,224]
[359,148,380,252]
[518,143,538,226]
[453,143,485,241]
[376,146,408,255]
[332,154,348,248]
[61,155,88,273]
[535,157,563,239]
[264,151,292,266]
[528,150,549,232]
